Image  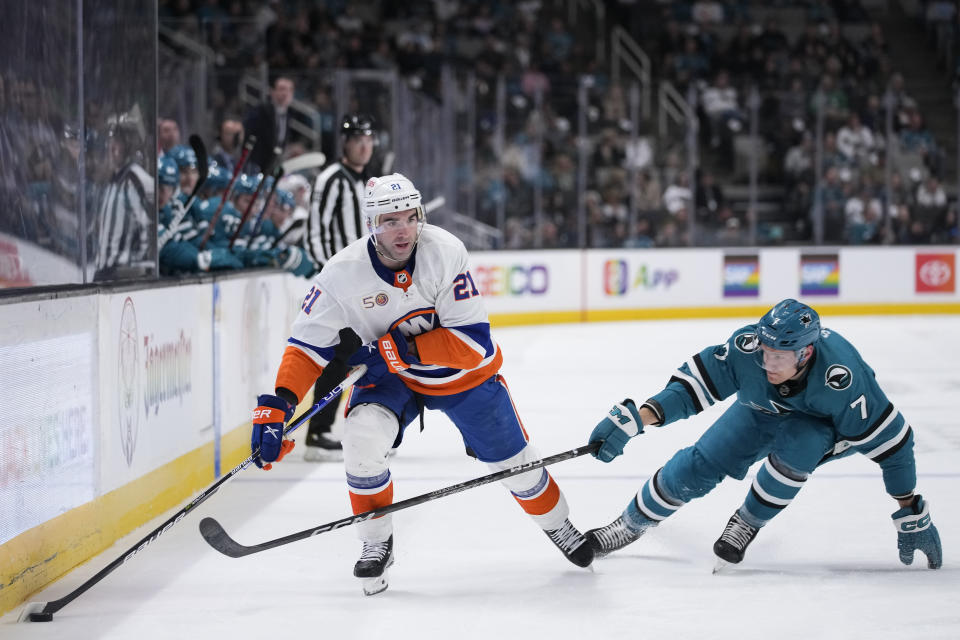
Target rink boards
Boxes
[1,245,958,615]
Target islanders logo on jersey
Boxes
[825,364,852,390]
[390,307,440,337]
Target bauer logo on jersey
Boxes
[825,364,853,390]
[734,332,759,353]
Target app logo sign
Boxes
[916,253,955,293]
[800,253,840,296]
[473,264,549,297]
[723,254,759,297]
[603,260,679,296]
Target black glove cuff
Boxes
[276,386,299,408]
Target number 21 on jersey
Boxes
[453,271,479,300]
[302,285,322,314]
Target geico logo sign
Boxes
[473,264,548,296]
[604,260,679,295]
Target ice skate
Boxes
[354,536,394,596]
[303,433,343,462]
[544,519,594,567]
[712,511,759,571]
[585,513,655,557]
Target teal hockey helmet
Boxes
[757,299,821,350]
[158,155,179,187]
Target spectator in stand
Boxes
[243,75,295,174]
[673,36,711,85]
[887,73,917,130]
[632,168,663,215]
[662,173,693,217]
[914,174,948,239]
[212,116,244,175]
[836,113,878,167]
[813,74,850,131]
[784,133,814,186]
[695,171,725,228]
[701,70,744,158]
[816,166,847,243]
[900,110,939,174]
[780,77,810,131]
[592,125,627,189]
[844,188,882,243]
[691,1,724,25]
[822,132,852,171]
[859,22,889,78]
[158,118,181,156]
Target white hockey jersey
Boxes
[277,224,502,399]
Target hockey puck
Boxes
[28,612,53,622]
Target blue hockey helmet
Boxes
[203,162,231,193]
[757,299,821,350]
[169,144,198,169]
[275,188,295,209]
[232,173,259,196]
[158,155,179,187]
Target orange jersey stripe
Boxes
[400,348,503,396]
[414,327,485,370]
[513,474,561,516]
[275,345,324,403]
[349,483,394,516]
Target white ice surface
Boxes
[3,315,959,639]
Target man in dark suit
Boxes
[243,75,295,173]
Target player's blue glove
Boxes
[251,394,295,470]
[348,329,419,386]
[892,495,942,569]
[589,399,644,463]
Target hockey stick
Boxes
[158,134,208,249]
[424,195,445,214]
[199,441,601,559]
[18,363,367,623]
[249,164,285,238]
[228,146,281,248]
[281,151,326,174]
[198,134,256,250]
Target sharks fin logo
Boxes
[825,364,853,391]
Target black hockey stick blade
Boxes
[189,134,209,185]
[199,441,601,558]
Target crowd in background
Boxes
[4,0,959,287]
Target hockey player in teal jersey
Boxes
[158,156,241,274]
[242,187,315,277]
[586,299,942,569]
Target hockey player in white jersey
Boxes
[250,173,593,595]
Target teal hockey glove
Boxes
[589,399,644,463]
[892,495,942,569]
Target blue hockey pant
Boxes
[632,401,835,527]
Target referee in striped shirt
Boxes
[302,113,375,461]
[94,118,154,281]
